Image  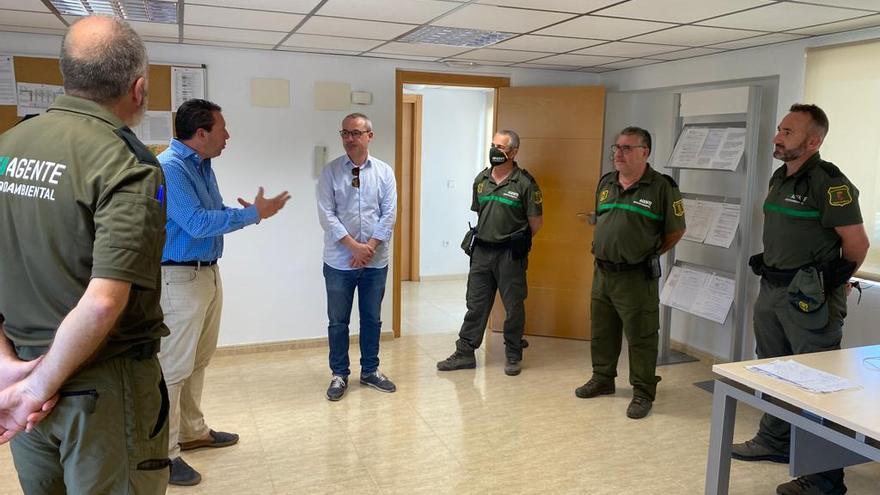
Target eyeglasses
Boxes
[351,167,360,188]
[340,129,370,138]
[610,144,647,154]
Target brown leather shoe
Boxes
[626,397,653,419]
[179,429,239,451]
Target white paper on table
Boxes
[704,203,741,248]
[746,359,858,393]
[131,111,173,145]
[682,199,723,243]
[660,266,735,324]
[669,127,709,168]
[171,66,206,110]
[710,128,747,171]
[0,55,15,105]
[16,82,64,116]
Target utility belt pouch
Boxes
[461,223,478,256]
[509,230,531,260]
[749,253,765,277]
[822,258,857,290]
[644,254,661,280]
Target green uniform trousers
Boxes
[590,267,661,401]
[753,278,846,487]
[11,352,170,495]
[456,243,528,360]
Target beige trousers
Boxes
[158,264,223,459]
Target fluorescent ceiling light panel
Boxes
[48,0,178,23]
[397,25,516,47]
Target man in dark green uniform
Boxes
[575,126,685,420]
[731,104,868,495]
[0,16,170,494]
[437,130,543,376]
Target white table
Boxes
[705,345,880,494]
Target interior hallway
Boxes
[0,280,878,494]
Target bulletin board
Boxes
[0,55,203,154]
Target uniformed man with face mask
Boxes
[437,130,543,376]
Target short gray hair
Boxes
[497,129,520,149]
[343,112,372,131]
[60,16,148,104]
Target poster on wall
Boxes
[16,82,64,116]
[171,66,206,110]
[132,111,173,145]
[0,55,15,105]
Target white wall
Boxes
[406,86,490,278]
[0,31,597,347]
[600,27,880,356]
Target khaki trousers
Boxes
[158,264,223,459]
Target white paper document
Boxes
[132,111,173,145]
[0,55,16,105]
[16,82,64,116]
[172,66,206,110]
[682,199,740,248]
[669,127,746,171]
[660,266,735,324]
[704,203,741,248]
[746,359,858,393]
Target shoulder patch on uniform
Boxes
[599,189,609,202]
[661,174,679,188]
[818,161,843,178]
[828,184,853,207]
[533,190,543,204]
[673,199,685,217]
[476,182,484,194]
[114,127,160,166]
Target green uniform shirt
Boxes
[762,152,862,270]
[472,164,542,243]
[0,95,168,360]
[593,165,685,264]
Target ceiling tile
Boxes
[593,0,772,24]
[535,15,674,40]
[282,33,384,51]
[187,0,321,13]
[628,25,759,46]
[476,0,621,14]
[578,66,617,72]
[489,34,603,52]
[363,52,441,61]
[708,32,806,49]
[433,4,575,33]
[595,58,661,69]
[126,20,180,38]
[650,47,728,60]
[0,0,49,12]
[530,53,625,66]
[699,2,864,31]
[276,46,361,55]
[573,41,688,57]
[299,16,415,39]
[511,62,578,70]
[185,5,303,31]
[787,13,880,34]
[317,0,460,24]
[455,48,552,62]
[0,10,65,29]
[371,41,471,57]
[141,36,180,44]
[441,58,512,66]
[184,25,288,44]
[186,39,279,50]
[0,24,65,35]
[790,0,880,11]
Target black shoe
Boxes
[326,375,348,401]
[777,475,847,495]
[169,457,201,486]
[436,351,476,371]
[574,378,615,398]
[731,438,790,464]
[360,370,396,393]
[626,397,652,419]
[504,358,521,376]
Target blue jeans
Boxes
[323,263,388,377]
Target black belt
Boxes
[474,238,511,249]
[761,269,798,286]
[595,258,644,272]
[162,260,217,268]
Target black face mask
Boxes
[489,146,508,167]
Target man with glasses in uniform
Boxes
[574,126,685,420]
[318,113,398,401]
[436,129,543,376]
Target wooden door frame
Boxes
[392,70,511,337]
[401,93,423,282]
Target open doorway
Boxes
[392,71,511,337]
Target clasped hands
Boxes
[0,356,58,444]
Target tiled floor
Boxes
[1,281,877,494]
